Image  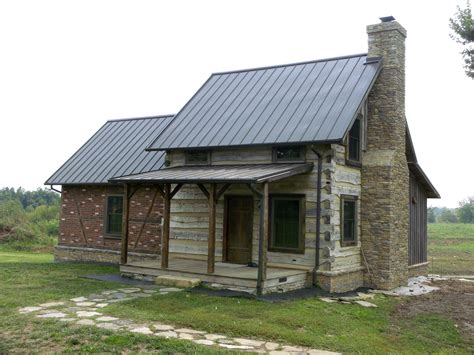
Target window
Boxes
[341,196,357,246]
[273,146,305,162]
[347,116,361,162]
[269,195,305,253]
[106,195,123,236]
[185,150,210,165]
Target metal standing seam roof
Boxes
[147,53,382,151]
[45,115,174,185]
[110,163,314,184]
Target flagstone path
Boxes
[18,286,339,355]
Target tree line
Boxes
[428,197,474,223]
[0,187,60,250]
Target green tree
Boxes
[438,208,458,223]
[456,197,474,223]
[427,207,437,223]
[450,1,474,78]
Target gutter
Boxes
[49,185,62,194]
[310,147,323,287]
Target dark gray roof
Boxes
[110,163,314,184]
[148,54,382,151]
[45,115,174,185]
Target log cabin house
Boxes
[46,17,439,295]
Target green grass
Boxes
[428,223,474,275]
[0,250,220,353]
[1,249,472,353]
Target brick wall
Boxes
[58,185,163,259]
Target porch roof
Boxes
[110,163,313,184]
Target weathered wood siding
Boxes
[409,173,428,265]
[166,145,362,272]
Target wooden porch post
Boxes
[208,183,216,274]
[120,184,130,265]
[257,182,269,295]
[161,183,171,269]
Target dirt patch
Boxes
[393,279,474,340]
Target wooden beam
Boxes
[161,184,171,269]
[207,183,216,274]
[197,183,209,199]
[133,188,159,249]
[155,184,165,198]
[128,185,139,199]
[246,183,263,197]
[216,183,231,201]
[256,182,268,296]
[70,188,88,246]
[170,183,183,199]
[120,184,130,265]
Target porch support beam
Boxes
[197,183,209,199]
[207,183,217,274]
[161,183,171,269]
[120,184,130,265]
[256,182,268,296]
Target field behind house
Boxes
[428,223,474,275]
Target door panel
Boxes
[225,196,253,264]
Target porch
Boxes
[121,257,310,294]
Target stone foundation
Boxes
[316,267,364,293]
[408,262,429,278]
[54,245,159,264]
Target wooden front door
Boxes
[225,196,253,264]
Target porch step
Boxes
[155,275,201,288]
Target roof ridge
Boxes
[107,114,175,123]
[212,53,370,76]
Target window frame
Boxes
[272,146,306,163]
[268,194,305,254]
[104,194,124,238]
[184,150,211,165]
[346,114,362,166]
[340,195,358,247]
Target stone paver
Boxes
[39,301,65,308]
[354,300,377,308]
[37,312,67,318]
[18,286,341,354]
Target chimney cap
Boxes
[379,16,396,23]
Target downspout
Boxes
[310,147,322,287]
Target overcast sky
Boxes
[0,0,472,207]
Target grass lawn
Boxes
[428,223,474,275]
[0,246,219,353]
[1,247,472,353]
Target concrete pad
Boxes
[155,275,201,288]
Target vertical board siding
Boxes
[409,173,428,265]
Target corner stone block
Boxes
[155,275,201,288]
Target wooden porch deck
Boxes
[121,257,310,294]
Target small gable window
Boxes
[269,195,305,253]
[185,150,210,165]
[273,146,305,162]
[347,117,361,163]
[106,195,123,236]
[341,195,357,247]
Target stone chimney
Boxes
[360,17,410,289]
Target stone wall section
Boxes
[57,185,163,261]
[360,21,410,289]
